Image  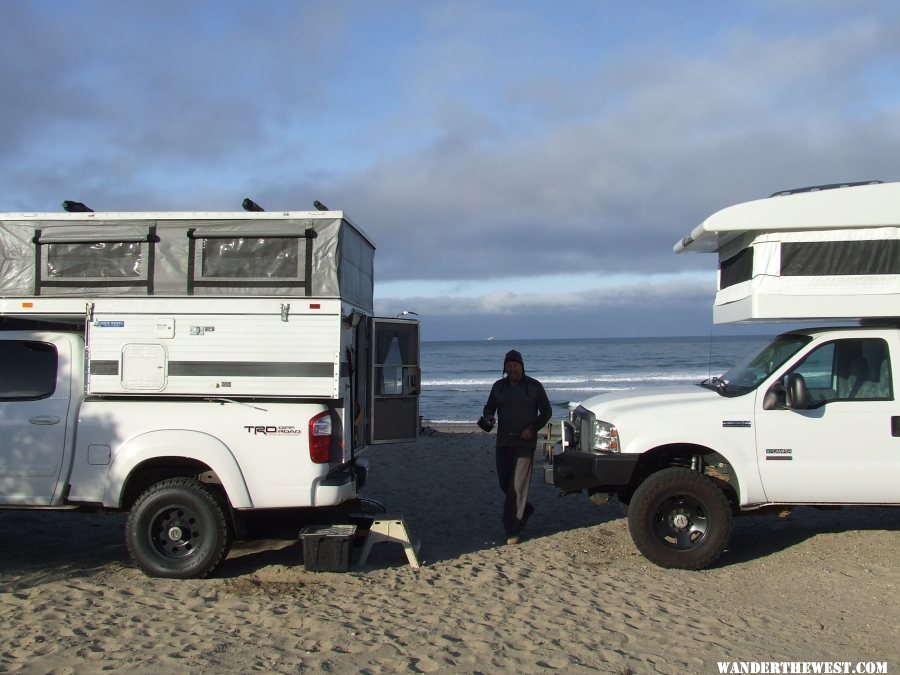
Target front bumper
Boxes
[550,450,639,493]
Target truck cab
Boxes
[0,331,81,505]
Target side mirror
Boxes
[785,373,811,410]
[762,383,785,410]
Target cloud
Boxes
[0,2,353,209]
[376,274,718,340]
[377,273,713,316]
[2,1,899,341]
[338,11,900,283]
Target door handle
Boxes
[407,367,421,396]
[29,416,61,425]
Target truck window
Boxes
[788,338,892,403]
[0,341,58,400]
[719,334,810,394]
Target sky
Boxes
[2,1,899,341]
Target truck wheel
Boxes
[126,477,232,579]
[627,467,732,570]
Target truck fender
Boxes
[104,429,253,509]
[631,444,754,506]
[631,438,764,506]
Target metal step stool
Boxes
[357,515,421,569]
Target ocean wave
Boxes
[423,419,478,425]
[544,385,649,393]
[423,379,496,387]
[417,335,761,424]
[423,373,708,387]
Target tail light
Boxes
[309,411,332,464]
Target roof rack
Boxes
[770,180,882,197]
[859,318,900,328]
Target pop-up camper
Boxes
[0,206,420,578]
[675,180,900,323]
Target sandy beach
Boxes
[1,426,898,674]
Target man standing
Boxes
[481,350,552,545]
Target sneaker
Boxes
[506,534,521,545]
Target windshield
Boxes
[703,334,811,396]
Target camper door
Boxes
[368,318,420,444]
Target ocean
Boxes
[419,335,774,424]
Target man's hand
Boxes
[520,427,534,441]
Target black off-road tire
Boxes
[126,477,232,579]
[627,467,732,570]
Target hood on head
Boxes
[503,349,524,375]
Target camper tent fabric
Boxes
[714,227,900,322]
[0,215,375,311]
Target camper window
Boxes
[719,247,753,289]
[200,237,300,279]
[186,226,314,293]
[34,224,155,292]
[47,241,144,279]
[781,240,900,277]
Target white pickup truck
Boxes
[550,181,900,569]
[0,207,420,578]
[0,328,360,577]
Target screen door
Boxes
[368,317,420,443]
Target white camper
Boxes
[0,207,420,578]
[675,180,900,323]
[549,181,900,570]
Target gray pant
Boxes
[495,445,534,535]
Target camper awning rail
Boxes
[675,181,900,255]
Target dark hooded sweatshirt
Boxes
[482,373,552,449]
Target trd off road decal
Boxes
[243,426,303,436]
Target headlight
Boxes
[591,420,620,453]
[573,406,620,453]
